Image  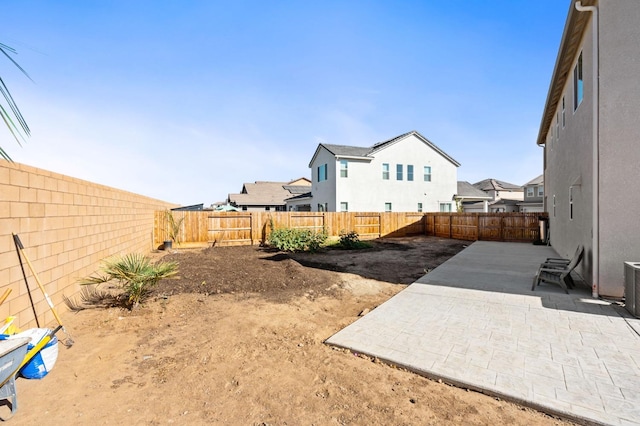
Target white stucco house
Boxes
[301,131,460,213]
[537,0,640,298]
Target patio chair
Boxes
[531,245,584,294]
[542,245,583,267]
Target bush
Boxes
[339,230,360,248]
[337,230,372,250]
[268,226,328,252]
[79,253,178,309]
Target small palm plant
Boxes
[165,209,185,244]
[80,253,178,309]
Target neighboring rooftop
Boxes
[310,130,460,168]
[473,178,523,192]
[523,174,544,186]
[455,181,493,199]
[228,178,311,207]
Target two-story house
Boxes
[303,131,460,212]
[537,0,640,298]
[472,178,524,213]
[518,175,544,213]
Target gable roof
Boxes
[229,178,311,206]
[320,144,372,158]
[537,0,595,146]
[369,131,460,167]
[524,174,544,186]
[308,130,460,167]
[455,181,492,199]
[473,178,523,192]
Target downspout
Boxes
[575,1,599,298]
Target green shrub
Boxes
[337,230,372,250]
[268,226,328,252]
[79,253,178,309]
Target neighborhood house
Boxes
[303,130,460,213]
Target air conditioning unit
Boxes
[624,261,640,318]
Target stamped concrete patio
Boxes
[326,241,640,426]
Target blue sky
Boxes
[1,1,568,206]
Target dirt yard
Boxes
[10,236,572,425]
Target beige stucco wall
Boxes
[0,161,176,329]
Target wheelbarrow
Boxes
[0,338,31,416]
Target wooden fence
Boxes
[154,211,546,247]
[424,212,545,242]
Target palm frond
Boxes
[78,253,179,309]
[0,43,31,161]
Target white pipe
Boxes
[575,1,599,298]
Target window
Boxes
[570,188,575,218]
[527,187,534,197]
[317,203,324,212]
[340,160,348,178]
[396,164,403,180]
[553,195,556,217]
[407,165,414,181]
[385,202,392,212]
[382,163,389,180]
[417,202,423,212]
[538,186,544,197]
[317,164,327,182]
[439,203,452,212]
[340,202,348,212]
[573,51,583,111]
[555,113,559,140]
[265,206,270,211]
[424,166,431,182]
[242,206,247,211]
[562,97,566,128]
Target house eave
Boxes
[537,0,596,146]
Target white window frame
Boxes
[407,165,414,181]
[340,160,348,178]
[382,163,389,180]
[527,187,534,197]
[340,202,348,212]
[384,202,392,212]
[317,164,327,182]
[417,202,422,212]
[424,166,432,182]
[569,187,574,220]
[537,186,544,197]
[573,51,583,111]
[439,203,452,212]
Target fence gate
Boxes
[354,213,381,239]
[208,214,252,246]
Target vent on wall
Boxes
[624,261,640,318]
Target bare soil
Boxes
[11,236,572,425]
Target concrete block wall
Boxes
[0,161,176,330]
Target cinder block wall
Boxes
[0,161,177,330]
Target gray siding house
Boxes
[518,175,544,213]
[537,0,640,298]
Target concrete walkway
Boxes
[326,241,640,426]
